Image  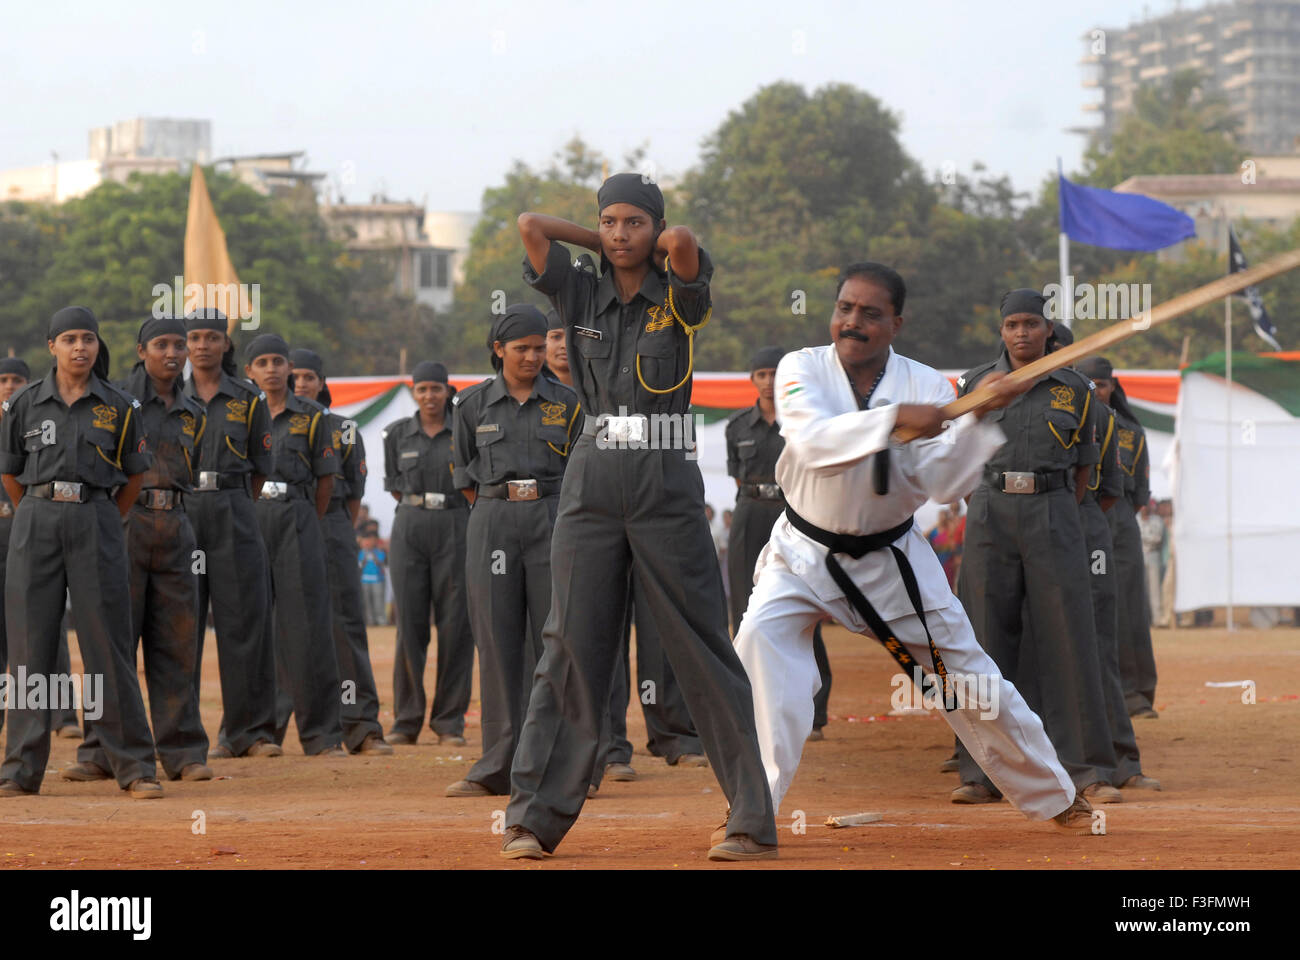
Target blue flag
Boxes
[1059,174,1196,251]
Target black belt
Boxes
[738,482,784,502]
[193,471,250,493]
[137,488,184,510]
[783,505,952,710]
[477,479,562,501]
[25,481,110,503]
[983,467,1070,494]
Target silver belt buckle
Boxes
[423,492,446,509]
[757,483,781,499]
[603,414,647,444]
[261,481,288,501]
[144,489,171,509]
[52,481,84,503]
[197,470,220,492]
[507,479,539,502]
[1002,471,1037,494]
[0,502,12,518]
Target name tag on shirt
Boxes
[574,326,603,341]
[476,424,501,435]
[399,450,419,461]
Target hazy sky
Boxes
[5,0,1187,213]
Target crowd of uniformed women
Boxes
[0,195,1162,820]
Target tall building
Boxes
[321,200,457,312]
[1080,0,1300,155]
[88,117,211,164]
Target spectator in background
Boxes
[1157,500,1178,628]
[354,502,372,535]
[946,500,966,588]
[1137,500,1165,627]
[926,508,960,590]
[358,523,388,627]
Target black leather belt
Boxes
[137,488,183,510]
[738,482,783,502]
[26,481,109,503]
[477,479,562,501]
[784,505,953,710]
[984,467,1070,494]
[194,471,250,493]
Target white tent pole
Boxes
[1224,295,1234,632]
[1059,232,1072,327]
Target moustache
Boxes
[839,329,870,342]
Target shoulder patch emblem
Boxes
[91,404,119,432]
[644,305,673,334]
[288,413,312,436]
[226,398,249,422]
[539,400,567,427]
[1049,385,1075,411]
[1117,428,1136,450]
[179,411,197,437]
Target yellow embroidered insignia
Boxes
[1049,385,1075,411]
[179,412,197,437]
[225,398,249,423]
[288,413,311,435]
[91,404,118,432]
[1118,428,1135,450]
[539,401,567,427]
[644,305,673,334]
[332,428,343,450]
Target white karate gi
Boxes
[733,344,1074,820]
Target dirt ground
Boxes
[1,622,1297,870]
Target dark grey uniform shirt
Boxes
[122,366,206,492]
[725,403,783,484]
[1111,406,1151,507]
[1085,400,1125,504]
[325,410,366,503]
[523,240,713,417]
[451,373,579,489]
[958,350,1101,479]
[182,373,274,477]
[382,414,466,505]
[0,372,150,486]
[265,394,339,488]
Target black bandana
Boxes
[289,348,330,406]
[750,346,784,372]
[411,361,449,386]
[546,308,562,332]
[1047,323,1074,351]
[999,289,1048,319]
[185,308,236,375]
[597,173,665,221]
[0,357,31,380]
[490,305,548,347]
[244,333,291,365]
[1076,356,1113,381]
[48,306,110,379]
[138,315,187,345]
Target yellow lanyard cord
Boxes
[634,259,712,396]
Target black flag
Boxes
[1228,225,1281,350]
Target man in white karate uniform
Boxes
[732,262,1095,836]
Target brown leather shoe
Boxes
[208,744,234,759]
[446,779,494,797]
[671,753,709,767]
[605,762,638,782]
[806,727,825,742]
[951,782,1001,804]
[127,778,164,799]
[500,825,546,860]
[707,834,778,861]
[243,741,283,758]
[55,724,83,740]
[1121,774,1162,791]
[939,756,960,773]
[0,780,36,798]
[355,734,394,756]
[437,734,467,747]
[587,783,598,798]
[61,761,112,782]
[1130,706,1159,720]
[180,763,213,781]
[1082,782,1124,804]
[314,745,348,758]
[386,731,417,745]
[1052,795,1097,834]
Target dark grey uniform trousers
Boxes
[389,505,473,738]
[1,497,157,792]
[257,498,344,754]
[1107,499,1158,713]
[464,496,556,793]
[1072,501,1141,785]
[53,620,81,731]
[321,505,383,752]
[728,496,831,728]
[506,440,777,852]
[81,504,208,778]
[188,489,279,755]
[956,485,1117,792]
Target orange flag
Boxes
[183,165,253,335]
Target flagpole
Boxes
[1224,293,1234,633]
[1059,232,1072,326]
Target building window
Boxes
[417,250,435,289]
[435,252,450,289]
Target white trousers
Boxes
[733,551,1075,821]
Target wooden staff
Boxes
[893,247,1300,441]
